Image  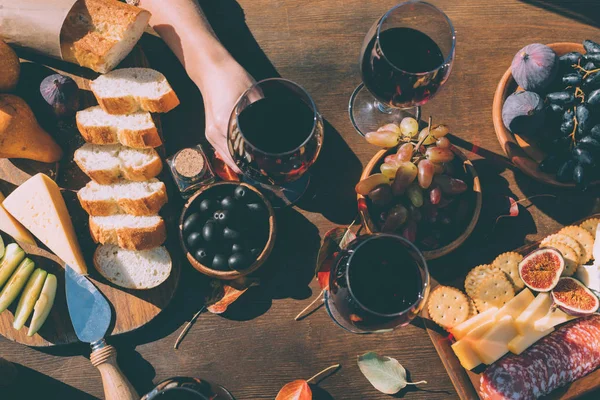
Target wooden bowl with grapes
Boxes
[357,123,482,260]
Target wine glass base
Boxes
[348,83,421,137]
[323,290,373,334]
[241,173,311,209]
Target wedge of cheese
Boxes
[2,174,87,274]
[508,327,554,355]
[451,319,494,370]
[494,288,534,321]
[576,264,600,292]
[514,292,553,334]
[534,308,578,332]
[474,315,517,365]
[450,307,498,340]
[0,192,36,246]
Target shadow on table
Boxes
[519,0,600,28]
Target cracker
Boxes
[464,264,497,298]
[548,241,579,277]
[473,272,515,312]
[468,297,478,318]
[427,286,470,330]
[559,226,594,263]
[580,218,600,238]
[492,252,525,291]
[541,233,583,263]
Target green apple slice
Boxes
[0,258,34,313]
[27,274,57,337]
[0,243,24,290]
[12,268,47,330]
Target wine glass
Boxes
[349,0,456,137]
[324,233,430,333]
[228,78,324,207]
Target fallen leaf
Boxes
[357,352,426,394]
[275,380,312,400]
[205,277,259,314]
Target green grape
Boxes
[426,146,455,163]
[400,117,419,137]
[436,137,451,149]
[406,183,424,207]
[391,162,418,196]
[355,173,390,195]
[377,123,401,135]
[365,130,401,148]
[418,128,437,145]
[417,159,434,189]
[396,143,414,161]
[380,162,399,179]
[430,124,450,138]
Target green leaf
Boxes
[357,352,426,394]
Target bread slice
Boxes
[76,106,162,148]
[74,143,162,184]
[94,244,172,289]
[89,214,166,250]
[60,0,151,73]
[90,68,179,114]
[78,179,167,216]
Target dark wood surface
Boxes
[2,0,600,398]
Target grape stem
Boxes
[570,105,578,146]
[573,62,600,79]
[412,116,432,157]
[575,87,585,102]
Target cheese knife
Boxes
[65,264,138,400]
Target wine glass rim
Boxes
[376,0,456,76]
[345,233,430,318]
[234,77,320,157]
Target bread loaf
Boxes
[60,0,151,73]
[89,214,166,250]
[78,179,167,216]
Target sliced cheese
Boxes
[515,292,553,334]
[450,307,498,340]
[0,192,36,246]
[534,308,578,332]
[494,288,535,321]
[474,315,517,365]
[576,264,600,292]
[2,174,87,274]
[508,327,554,355]
[451,319,494,370]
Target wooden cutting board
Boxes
[0,46,180,347]
[422,214,600,399]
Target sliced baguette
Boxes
[74,143,162,184]
[94,244,172,289]
[89,214,166,250]
[78,179,167,216]
[76,106,162,148]
[90,68,179,114]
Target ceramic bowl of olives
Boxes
[179,182,276,279]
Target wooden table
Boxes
[2,0,600,399]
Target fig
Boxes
[511,43,558,91]
[502,91,545,135]
[583,39,600,54]
[518,247,564,292]
[39,74,80,117]
[551,277,599,316]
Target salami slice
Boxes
[480,315,600,400]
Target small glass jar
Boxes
[167,145,216,198]
[140,377,235,400]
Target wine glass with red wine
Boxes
[324,233,430,333]
[349,1,456,136]
[228,78,324,207]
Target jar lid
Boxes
[174,148,205,178]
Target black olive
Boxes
[221,196,238,210]
[588,89,600,106]
[234,186,248,201]
[548,103,564,114]
[246,203,265,214]
[547,91,575,106]
[559,52,582,66]
[228,252,250,271]
[556,159,575,182]
[223,227,241,240]
[213,210,227,224]
[573,146,596,166]
[539,154,564,173]
[585,53,600,65]
[211,254,229,271]
[199,199,215,214]
[584,71,600,89]
[573,163,589,190]
[202,221,219,242]
[194,248,211,263]
[232,243,244,253]
[183,212,202,234]
[562,73,582,87]
[250,248,262,258]
[576,104,591,135]
[186,232,203,249]
[584,39,600,54]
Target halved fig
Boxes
[518,247,564,292]
[552,277,599,316]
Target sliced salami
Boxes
[480,315,600,400]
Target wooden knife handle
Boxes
[90,344,138,400]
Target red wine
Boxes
[238,96,314,154]
[361,27,450,108]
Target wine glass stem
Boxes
[374,102,422,121]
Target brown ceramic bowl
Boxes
[358,146,482,260]
[492,42,591,188]
[179,182,276,280]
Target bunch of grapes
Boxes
[541,39,600,188]
[356,117,469,247]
